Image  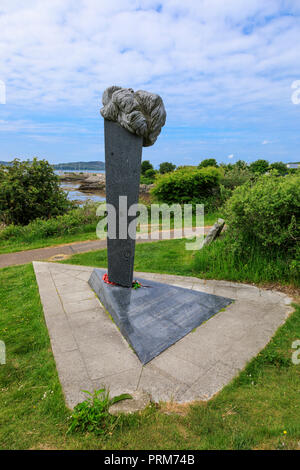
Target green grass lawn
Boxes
[0,230,99,255]
[0,211,220,255]
[0,263,299,450]
[65,235,299,287]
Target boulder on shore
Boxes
[78,174,106,190]
[79,175,154,194]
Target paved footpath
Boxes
[33,261,293,408]
[0,226,210,268]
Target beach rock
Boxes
[79,175,153,194]
[139,184,154,194]
[78,173,106,190]
[59,173,90,182]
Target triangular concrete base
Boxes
[89,268,233,364]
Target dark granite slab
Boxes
[104,119,143,287]
[89,268,233,364]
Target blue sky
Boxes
[0,0,300,167]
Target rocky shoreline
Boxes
[59,172,154,194]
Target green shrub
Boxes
[224,173,300,252]
[145,168,156,178]
[141,160,154,175]
[159,162,176,174]
[221,167,254,191]
[0,203,100,242]
[140,175,155,185]
[151,166,223,208]
[269,161,288,176]
[0,158,70,225]
[249,159,269,174]
[198,158,218,168]
[234,160,248,170]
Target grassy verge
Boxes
[0,209,221,255]
[0,230,99,255]
[65,235,299,287]
[0,263,299,449]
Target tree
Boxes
[0,158,71,225]
[269,161,288,176]
[220,163,234,171]
[145,168,156,179]
[198,158,218,168]
[159,162,176,174]
[141,160,154,175]
[234,160,248,170]
[249,159,269,174]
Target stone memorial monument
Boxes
[89,86,232,364]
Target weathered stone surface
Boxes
[78,173,106,190]
[139,183,154,194]
[201,218,225,247]
[100,86,166,147]
[105,119,143,287]
[109,391,151,415]
[89,267,233,364]
[78,174,153,194]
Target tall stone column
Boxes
[89,87,233,365]
[104,119,143,287]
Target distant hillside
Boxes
[53,161,105,171]
[0,160,105,171]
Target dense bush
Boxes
[249,159,269,174]
[269,161,288,176]
[159,162,176,174]
[234,160,248,170]
[224,173,300,252]
[151,166,223,207]
[145,168,156,178]
[198,158,218,168]
[221,166,254,191]
[141,160,154,175]
[0,203,99,242]
[0,158,70,225]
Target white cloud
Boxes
[262,140,271,144]
[1,0,300,165]
[0,0,299,122]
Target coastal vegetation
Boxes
[151,166,223,209]
[0,203,221,255]
[0,255,299,450]
[0,157,298,265]
[0,156,299,450]
[0,204,99,254]
[0,158,70,225]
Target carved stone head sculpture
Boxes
[100,86,166,147]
